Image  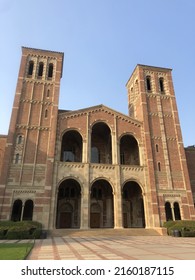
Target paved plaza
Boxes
[25,234,195,260]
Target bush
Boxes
[0,221,42,239]
[163,220,195,237]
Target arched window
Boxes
[47,89,50,98]
[120,135,140,165]
[48,63,53,78]
[45,109,48,118]
[38,62,44,77]
[155,144,159,152]
[159,77,164,93]
[91,122,112,164]
[61,130,83,162]
[11,199,22,221]
[174,202,181,220]
[17,135,23,144]
[165,202,173,221]
[28,61,34,76]
[146,76,151,91]
[23,200,34,221]
[15,153,20,164]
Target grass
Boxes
[0,242,34,260]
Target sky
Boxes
[0,0,194,147]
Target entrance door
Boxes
[90,213,100,228]
[60,212,72,228]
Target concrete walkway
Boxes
[26,235,195,260]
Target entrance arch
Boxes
[56,179,81,228]
[90,179,114,228]
[122,181,145,228]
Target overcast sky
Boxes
[0,0,194,147]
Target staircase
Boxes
[51,228,164,237]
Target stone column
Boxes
[80,180,90,229]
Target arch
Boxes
[173,202,181,220]
[90,179,114,228]
[61,130,83,162]
[56,179,81,228]
[28,61,34,76]
[120,134,140,165]
[38,62,44,77]
[91,122,112,164]
[122,181,145,228]
[23,199,34,221]
[165,201,173,221]
[11,199,22,221]
[48,63,53,78]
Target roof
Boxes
[58,104,142,126]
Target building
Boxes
[185,146,195,205]
[0,47,194,231]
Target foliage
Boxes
[0,221,42,239]
[163,220,195,237]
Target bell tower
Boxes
[126,65,195,226]
[0,47,64,227]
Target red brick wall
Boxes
[185,146,195,195]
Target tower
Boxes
[0,47,64,227]
[126,65,195,225]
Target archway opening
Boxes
[90,179,114,228]
[11,199,22,221]
[165,202,173,221]
[23,200,34,221]
[56,179,81,228]
[91,122,112,164]
[61,130,82,162]
[120,135,140,165]
[174,202,181,220]
[122,181,145,228]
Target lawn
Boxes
[0,243,34,260]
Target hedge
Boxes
[0,221,42,240]
[163,220,195,237]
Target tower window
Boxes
[48,63,53,78]
[155,144,159,152]
[44,109,48,118]
[38,62,44,77]
[47,89,50,98]
[146,76,151,91]
[159,77,164,93]
[15,153,20,164]
[17,135,23,144]
[28,61,34,76]
[158,162,161,171]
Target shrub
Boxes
[0,221,42,239]
[163,220,195,237]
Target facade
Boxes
[185,146,195,205]
[0,47,194,231]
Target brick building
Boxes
[0,47,194,231]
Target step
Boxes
[50,228,162,237]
